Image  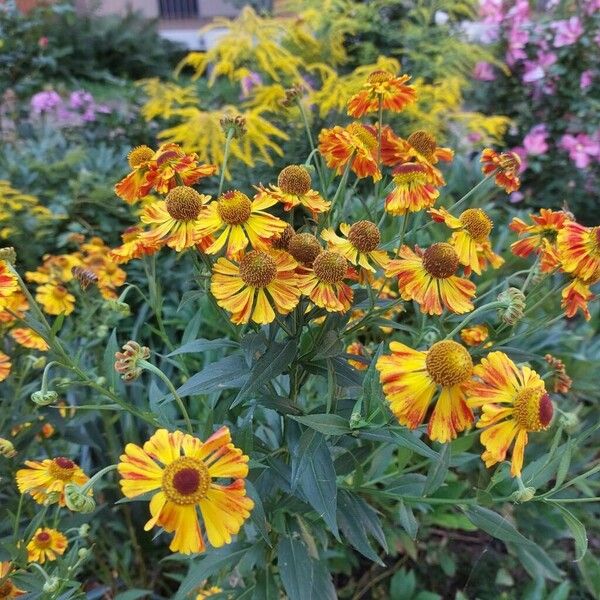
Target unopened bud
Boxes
[31,356,46,369]
[43,576,60,593]
[44,491,61,506]
[31,390,58,406]
[497,288,526,325]
[77,547,91,560]
[64,483,96,513]
[96,325,108,339]
[0,247,16,264]
[106,299,131,316]
[511,486,536,503]
[0,438,16,458]
[559,411,579,435]
[78,523,90,538]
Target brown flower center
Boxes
[347,122,377,151]
[127,145,154,168]
[272,225,295,250]
[217,191,252,225]
[513,388,553,431]
[459,208,493,242]
[239,251,278,287]
[392,163,429,185]
[288,233,322,265]
[165,186,204,221]
[35,531,52,547]
[367,70,393,84]
[278,165,312,196]
[425,341,473,387]
[49,457,76,480]
[313,251,347,284]
[593,226,600,252]
[0,579,15,598]
[407,131,437,161]
[423,243,459,279]
[162,456,210,505]
[347,220,380,252]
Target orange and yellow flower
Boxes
[0,260,18,308]
[469,352,553,477]
[27,528,68,564]
[429,207,503,275]
[557,221,600,284]
[114,145,155,204]
[510,209,568,261]
[199,191,287,259]
[255,165,330,219]
[321,221,389,279]
[110,226,161,264]
[347,342,369,370]
[0,292,28,324]
[118,427,253,555]
[35,283,75,316]
[561,278,594,320]
[460,324,490,347]
[386,243,476,315]
[211,250,301,325]
[481,149,521,193]
[319,123,381,181]
[347,71,417,118]
[16,457,89,506]
[10,328,48,351]
[298,251,353,313]
[0,351,11,382]
[381,128,453,168]
[384,163,440,215]
[141,186,212,252]
[376,340,475,443]
[0,562,25,598]
[196,587,223,600]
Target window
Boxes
[159,0,199,19]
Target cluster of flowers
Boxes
[0,67,594,591]
[29,89,111,126]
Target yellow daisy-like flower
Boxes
[0,260,18,308]
[255,165,330,219]
[298,251,354,313]
[196,587,223,600]
[118,427,254,555]
[0,291,28,324]
[26,528,68,564]
[385,163,440,215]
[141,186,212,252]
[347,70,417,117]
[382,128,454,169]
[321,221,389,279]
[199,190,287,259]
[211,250,301,325]
[556,221,600,284]
[110,226,161,265]
[0,562,25,598]
[429,207,504,275]
[469,351,553,477]
[460,324,490,347]
[386,243,476,315]
[0,351,11,382]
[10,328,49,351]
[376,340,475,443]
[35,283,75,316]
[16,457,89,506]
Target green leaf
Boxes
[465,505,533,546]
[114,591,152,600]
[103,328,121,391]
[290,414,351,436]
[173,544,249,599]
[546,581,571,600]
[337,489,387,564]
[579,551,600,599]
[554,503,588,561]
[277,537,335,600]
[232,339,297,407]
[423,444,450,496]
[359,342,384,416]
[167,337,239,357]
[176,354,249,397]
[290,429,339,538]
[512,542,562,582]
[312,330,344,359]
[360,428,438,460]
[551,441,572,491]
[246,481,270,546]
[398,500,418,540]
[390,568,416,600]
[304,357,364,388]
[181,310,203,345]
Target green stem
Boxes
[139,359,193,434]
[218,127,235,197]
[79,464,118,495]
[444,301,505,340]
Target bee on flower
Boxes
[211,250,301,325]
[321,220,389,281]
[347,70,417,118]
[429,207,504,275]
[16,456,89,506]
[469,352,553,477]
[199,190,288,259]
[118,427,254,555]
[298,250,354,313]
[377,340,475,443]
[27,528,68,564]
[480,149,522,193]
[255,165,330,218]
[319,122,381,181]
[384,163,440,215]
[386,243,476,315]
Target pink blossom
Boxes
[523,124,549,155]
[580,70,594,90]
[510,191,524,203]
[522,51,557,83]
[30,90,62,114]
[473,61,496,81]
[552,17,583,48]
[559,133,600,169]
[38,36,48,49]
[584,0,600,15]
[240,72,262,99]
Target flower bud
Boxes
[0,247,16,264]
[43,577,60,593]
[43,491,62,506]
[106,299,131,316]
[78,523,90,538]
[96,325,108,339]
[77,547,91,560]
[64,483,96,513]
[559,411,579,435]
[32,356,47,369]
[0,437,16,458]
[114,340,150,382]
[511,486,536,503]
[220,114,246,138]
[31,390,59,406]
[497,288,526,325]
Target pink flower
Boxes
[473,61,496,81]
[523,124,549,155]
[30,90,62,114]
[559,133,600,169]
[552,17,584,48]
[580,70,593,90]
[38,36,48,49]
[522,51,557,83]
[510,191,524,203]
[240,72,262,99]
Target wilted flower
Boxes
[114,341,150,382]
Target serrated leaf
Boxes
[554,503,588,561]
[423,444,450,496]
[232,339,297,407]
[167,337,239,357]
[176,354,249,397]
[290,414,351,436]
